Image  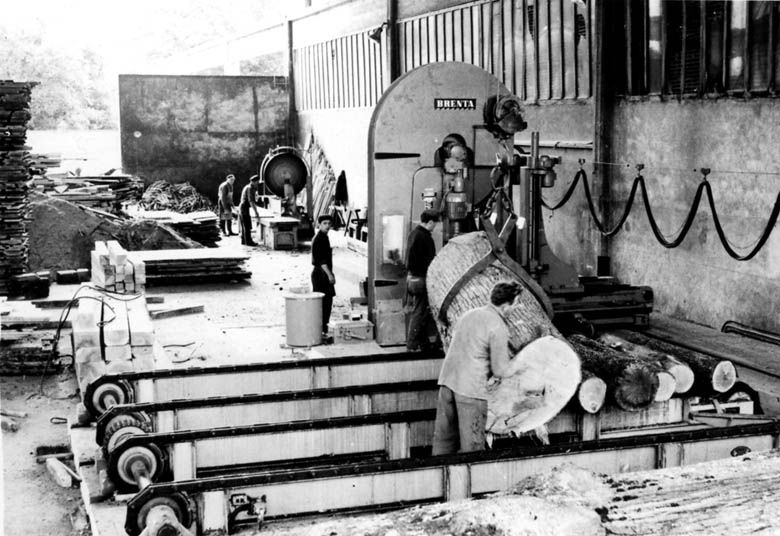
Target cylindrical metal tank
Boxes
[261,146,308,197]
[284,291,324,346]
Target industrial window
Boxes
[397,0,593,102]
[619,0,779,98]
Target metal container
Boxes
[284,291,324,346]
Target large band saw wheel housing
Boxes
[260,146,308,197]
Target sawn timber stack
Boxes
[126,249,251,285]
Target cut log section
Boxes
[427,232,579,434]
[568,335,659,411]
[427,232,556,351]
[575,369,608,414]
[486,336,581,435]
[600,332,695,394]
[616,330,737,395]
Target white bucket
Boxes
[284,292,324,346]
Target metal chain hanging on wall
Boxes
[541,162,780,262]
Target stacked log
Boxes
[427,232,662,416]
[0,81,35,296]
[615,330,737,396]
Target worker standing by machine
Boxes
[238,175,261,246]
[404,209,441,351]
[217,174,236,236]
[311,214,335,341]
[432,281,524,455]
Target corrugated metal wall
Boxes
[293,0,594,110]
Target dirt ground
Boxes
[1,372,90,536]
[1,229,365,536]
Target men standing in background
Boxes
[217,174,236,236]
[431,281,523,455]
[239,175,261,246]
[311,214,335,341]
[404,209,440,351]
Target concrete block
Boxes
[132,356,156,371]
[131,345,154,361]
[105,360,133,375]
[102,300,129,346]
[104,345,132,362]
[74,346,102,364]
[76,361,107,393]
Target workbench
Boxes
[257,215,299,250]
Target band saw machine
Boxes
[367,62,653,345]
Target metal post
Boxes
[593,0,612,265]
[387,0,400,83]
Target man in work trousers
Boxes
[239,175,261,246]
[217,174,236,236]
[311,214,335,340]
[432,281,524,455]
[404,209,440,351]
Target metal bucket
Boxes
[284,291,324,346]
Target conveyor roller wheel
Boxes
[90,380,132,415]
[103,414,152,453]
[109,441,166,492]
[134,493,193,536]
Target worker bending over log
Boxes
[404,209,441,351]
[432,281,524,455]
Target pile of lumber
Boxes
[30,173,144,213]
[306,136,337,223]
[0,81,34,296]
[426,231,739,432]
[0,330,63,375]
[136,210,221,247]
[71,289,158,392]
[126,249,251,285]
[91,240,146,293]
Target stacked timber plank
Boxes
[0,81,34,295]
[91,240,145,293]
[71,289,158,392]
[136,210,221,247]
[30,171,144,213]
[126,249,251,286]
[0,330,63,375]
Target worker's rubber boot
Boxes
[226,221,237,236]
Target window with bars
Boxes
[619,0,780,98]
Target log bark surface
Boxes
[569,335,659,411]
[616,330,737,395]
[427,232,579,434]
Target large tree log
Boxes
[600,332,695,394]
[615,330,737,395]
[575,369,608,414]
[427,232,579,434]
[600,449,780,535]
[568,335,659,411]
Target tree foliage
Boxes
[0,29,115,129]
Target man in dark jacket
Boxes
[404,209,440,351]
[311,214,335,338]
[239,175,261,246]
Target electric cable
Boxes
[541,165,780,261]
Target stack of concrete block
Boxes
[91,240,146,293]
[71,289,158,394]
